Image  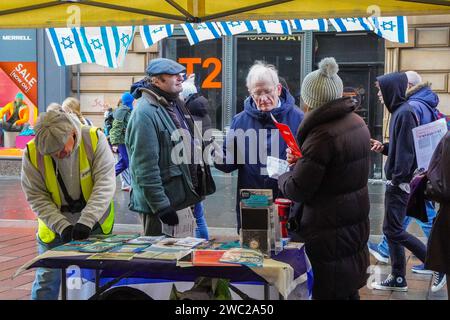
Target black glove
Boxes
[72,223,92,240]
[60,225,73,243]
[156,206,179,226]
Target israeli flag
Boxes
[180,22,222,45]
[110,26,136,67]
[46,28,89,66]
[217,21,255,36]
[370,16,408,43]
[290,19,328,31]
[330,17,373,32]
[256,20,292,35]
[140,24,173,47]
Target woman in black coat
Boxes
[278,58,371,299]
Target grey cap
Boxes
[301,57,343,110]
[146,58,186,76]
[34,111,76,155]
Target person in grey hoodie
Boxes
[21,110,115,300]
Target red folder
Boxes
[270,113,302,158]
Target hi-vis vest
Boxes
[27,126,114,243]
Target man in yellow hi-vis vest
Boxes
[21,110,115,300]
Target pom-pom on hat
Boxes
[301,57,343,110]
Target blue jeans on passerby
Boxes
[377,200,436,256]
[115,144,129,176]
[31,236,63,300]
[193,202,209,240]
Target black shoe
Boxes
[372,274,408,292]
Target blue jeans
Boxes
[31,236,63,300]
[115,144,129,176]
[378,200,435,257]
[193,202,209,240]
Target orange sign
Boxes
[178,57,222,89]
[0,62,38,106]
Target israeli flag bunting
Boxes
[330,17,373,32]
[46,26,135,68]
[256,20,292,34]
[370,16,408,44]
[217,21,255,36]
[140,24,174,47]
[180,22,222,45]
[290,19,328,31]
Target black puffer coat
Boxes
[278,97,371,299]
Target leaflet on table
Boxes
[110,244,150,253]
[412,118,448,170]
[192,250,238,267]
[78,242,121,253]
[101,234,141,243]
[135,247,191,260]
[127,235,166,245]
[270,113,302,158]
[266,156,290,180]
[51,241,92,252]
[162,207,195,238]
[87,252,135,261]
[219,248,264,267]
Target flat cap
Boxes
[146,58,186,76]
[34,111,76,155]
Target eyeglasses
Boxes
[250,87,277,100]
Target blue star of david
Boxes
[195,24,208,30]
[120,33,130,47]
[60,36,74,49]
[266,20,278,24]
[381,21,396,32]
[229,21,242,27]
[90,38,103,50]
[345,18,358,23]
[151,26,164,34]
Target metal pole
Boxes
[61,268,67,300]
[264,283,270,300]
[95,269,100,294]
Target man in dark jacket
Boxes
[126,58,204,235]
[370,72,427,292]
[215,61,304,231]
[278,57,370,300]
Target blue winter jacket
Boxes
[406,83,440,125]
[215,88,304,230]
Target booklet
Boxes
[219,248,264,268]
[412,118,447,170]
[135,247,191,261]
[110,244,150,253]
[266,156,290,180]
[192,250,238,267]
[270,113,302,158]
[173,237,207,248]
[162,207,195,238]
[78,242,121,253]
[52,241,93,252]
[87,252,135,261]
[102,234,141,243]
[127,236,166,245]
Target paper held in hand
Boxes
[412,118,448,170]
[270,113,302,158]
[266,156,290,179]
[161,207,195,238]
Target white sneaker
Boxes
[431,273,446,293]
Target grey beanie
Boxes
[301,57,343,110]
[34,111,76,155]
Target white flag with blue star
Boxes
[330,17,373,32]
[140,25,173,47]
[46,28,90,66]
[77,26,121,68]
[290,19,328,31]
[180,22,222,45]
[370,16,408,43]
[256,20,292,34]
[110,26,135,67]
[217,21,255,36]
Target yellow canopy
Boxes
[1,0,449,29]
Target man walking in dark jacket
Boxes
[371,72,427,292]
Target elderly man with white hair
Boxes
[215,61,304,231]
[21,110,116,300]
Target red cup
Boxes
[275,198,292,238]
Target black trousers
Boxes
[383,184,427,277]
[140,213,162,236]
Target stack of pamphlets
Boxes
[219,248,264,267]
[110,244,150,253]
[78,242,121,253]
[52,241,93,252]
[87,252,135,261]
[101,234,141,243]
[192,250,238,267]
[135,246,191,261]
[126,236,166,245]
